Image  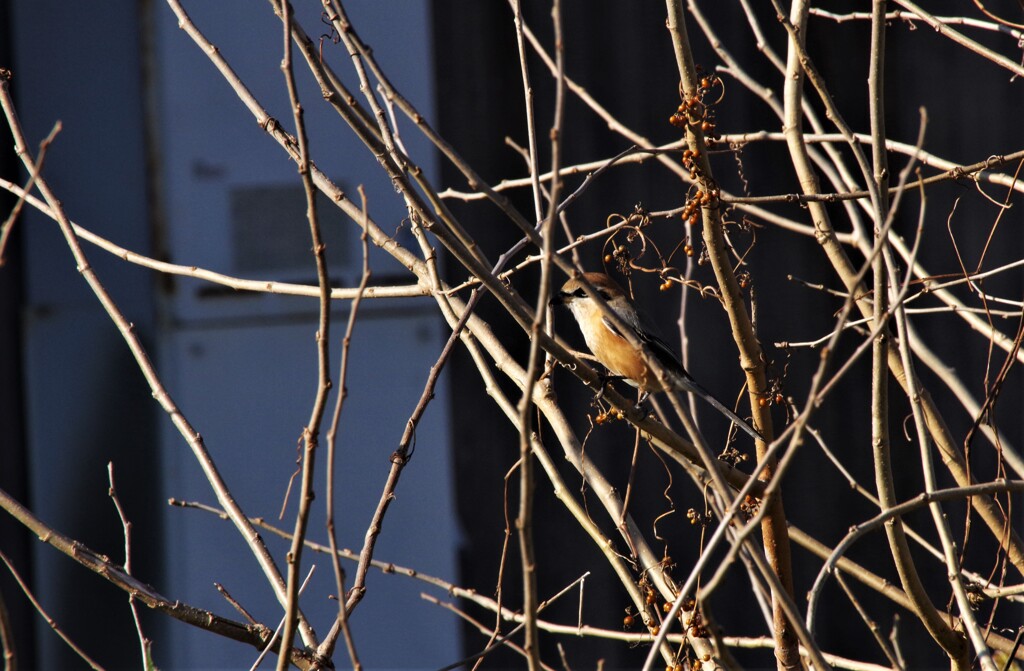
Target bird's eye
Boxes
[572,288,588,298]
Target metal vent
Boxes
[230,184,350,273]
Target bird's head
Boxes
[550,272,628,309]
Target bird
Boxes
[551,272,762,441]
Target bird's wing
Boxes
[603,306,763,442]
[601,305,688,380]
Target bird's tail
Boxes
[674,375,764,442]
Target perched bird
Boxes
[551,272,762,441]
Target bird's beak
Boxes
[549,291,570,307]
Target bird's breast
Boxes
[584,328,665,392]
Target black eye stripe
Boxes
[569,287,612,300]
[567,287,612,300]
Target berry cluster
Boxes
[593,407,625,425]
[668,72,722,144]
[679,180,720,225]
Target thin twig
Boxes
[215,583,259,625]
[889,0,1024,77]
[0,588,13,671]
[274,0,333,664]
[508,0,565,666]
[427,595,558,671]
[810,7,1024,41]
[867,5,963,664]
[252,567,317,671]
[107,463,152,669]
[0,180,426,299]
[2,487,324,666]
[321,189,373,671]
[434,572,588,671]
[0,549,106,671]
[316,247,491,660]
[886,213,995,670]
[834,571,905,670]
[0,121,60,265]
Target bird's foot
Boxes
[593,372,625,401]
[632,391,651,419]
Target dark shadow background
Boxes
[434,1,1023,668]
[0,0,34,661]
